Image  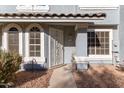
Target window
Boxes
[88,31,110,55]
[8,27,19,53]
[29,27,41,57]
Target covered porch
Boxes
[0,12,117,70]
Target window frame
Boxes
[29,27,41,57]
[2,23,23,56]
[24,23,45,63]
[87,29,113,59]
[8,27,19,53]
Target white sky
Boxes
[0,0,123,6]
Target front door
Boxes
[50,27,64,67]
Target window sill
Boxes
[23,57,45,63]
[88,55,112,60]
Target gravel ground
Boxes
[14,70,53,88]
[73,64,124,88]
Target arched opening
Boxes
[8,27,19,53]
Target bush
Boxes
[0,50,22,83]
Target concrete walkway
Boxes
[48,64,77,88]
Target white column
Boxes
[75,24,88,57]
[41,31,44,59]
[48,33,51,68]
[25,31,29,60]
[19,31,23,56]
[2,31,8,51]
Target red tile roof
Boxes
[0,13,106,18]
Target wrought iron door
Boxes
[50,27,63,67]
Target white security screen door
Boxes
[50,27,64,67]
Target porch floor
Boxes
[48,64,77,88]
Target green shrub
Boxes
[0,50,22,83]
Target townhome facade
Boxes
[0,5,123,70]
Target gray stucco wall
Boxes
[119,5,124,63]
[76,7,119,25]
[76,28,87,56]
[112,26,119,64]
[64,26,75,64]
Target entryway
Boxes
[49,25,76,68]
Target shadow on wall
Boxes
[74,66,124,88]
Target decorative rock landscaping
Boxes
[73,65,124,88]
[14,70,53,88]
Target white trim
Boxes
[25,31,29,58]
[48,31,51,68]
[24,23,45,63]
[19,32,23,55]
[0,18,105,22]
[87,29,113,59]
[73,56,112,63]
[2,31,8,51]
[88,55,112,59]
